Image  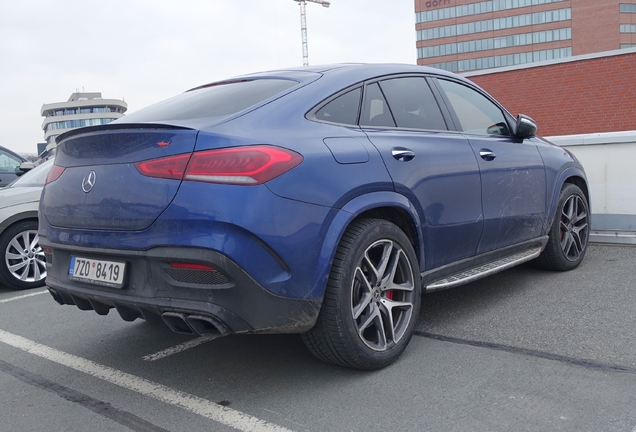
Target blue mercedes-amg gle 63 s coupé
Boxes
[39,64,589,370]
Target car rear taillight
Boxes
[134,145,302,185]
[45,165,65,184]
[134,153,191,180]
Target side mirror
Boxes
[515,114,537,139]
[15,161,35,177]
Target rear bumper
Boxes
[40,237,321,336]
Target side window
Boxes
[360,83,396,127]
[314,87,362,125]
[437,79,511,136]
[378,77,447,130]
[0,149,22,174]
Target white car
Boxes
[0,159,53,290]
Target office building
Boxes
[40,92,127,156]
[415,0,636,72]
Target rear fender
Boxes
[313,191,422,298]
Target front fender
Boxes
[543,165,590,234]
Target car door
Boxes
[433,77,547,253]
[360,76,483,270]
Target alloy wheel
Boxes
[5,229,46,283]
[559,194,589,262]
[351,239,415,352]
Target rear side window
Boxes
[314,87,362,125]
[120,79,298,123]
[360,83,396,127]
[378,77,447,131]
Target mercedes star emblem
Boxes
[82,171,96,193]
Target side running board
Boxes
[425,247,542,292]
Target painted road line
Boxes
[0,329,294,432]
[143,337,212,361]
[0,290,48,304]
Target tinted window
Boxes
[360,83,396,127]
[315,87,362,125]
[437,79,511,136]
[378,77,447,130]
[120,79,298,123]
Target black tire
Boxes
[535,183,589,271]
[0,220,47,290]
[302,219,421,370]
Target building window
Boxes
[417,8,571,41]
[416,0,567,23]
[45,118,118,132]
[620,24,636,33]
[419,27,571,59]
[426,47,572,72]
[620,44,636,48]
[619,3,636,12]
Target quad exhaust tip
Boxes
[161,312,228,339]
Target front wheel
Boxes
[535,183,589,271]
[302,219,421,370]
[0,220,47,290]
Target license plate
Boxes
[69,256,126,288]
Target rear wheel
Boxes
[535,183,589,271]
[0,221,47,290]
[302,219,421,370]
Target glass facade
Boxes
[427,47,572,72]
[416,0,567,23]
[45,118,118,132]
[46,106,121,117]
[418,8,571,41]
[419,28,571,58]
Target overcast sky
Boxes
[1,0,416,155]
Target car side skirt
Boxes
[422,236,549,291]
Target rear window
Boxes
[120,79,298,123]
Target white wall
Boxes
[546,131,636,244]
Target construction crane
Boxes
[294,0,330,66]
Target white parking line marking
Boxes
[0,329,293,432]
[0,290,48,304]
[142,337,212,361]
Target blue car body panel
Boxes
[38,63,589,335]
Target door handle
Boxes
[479,149,496,161]
[391,148,415,162]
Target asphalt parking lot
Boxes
[1,244,635,432]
